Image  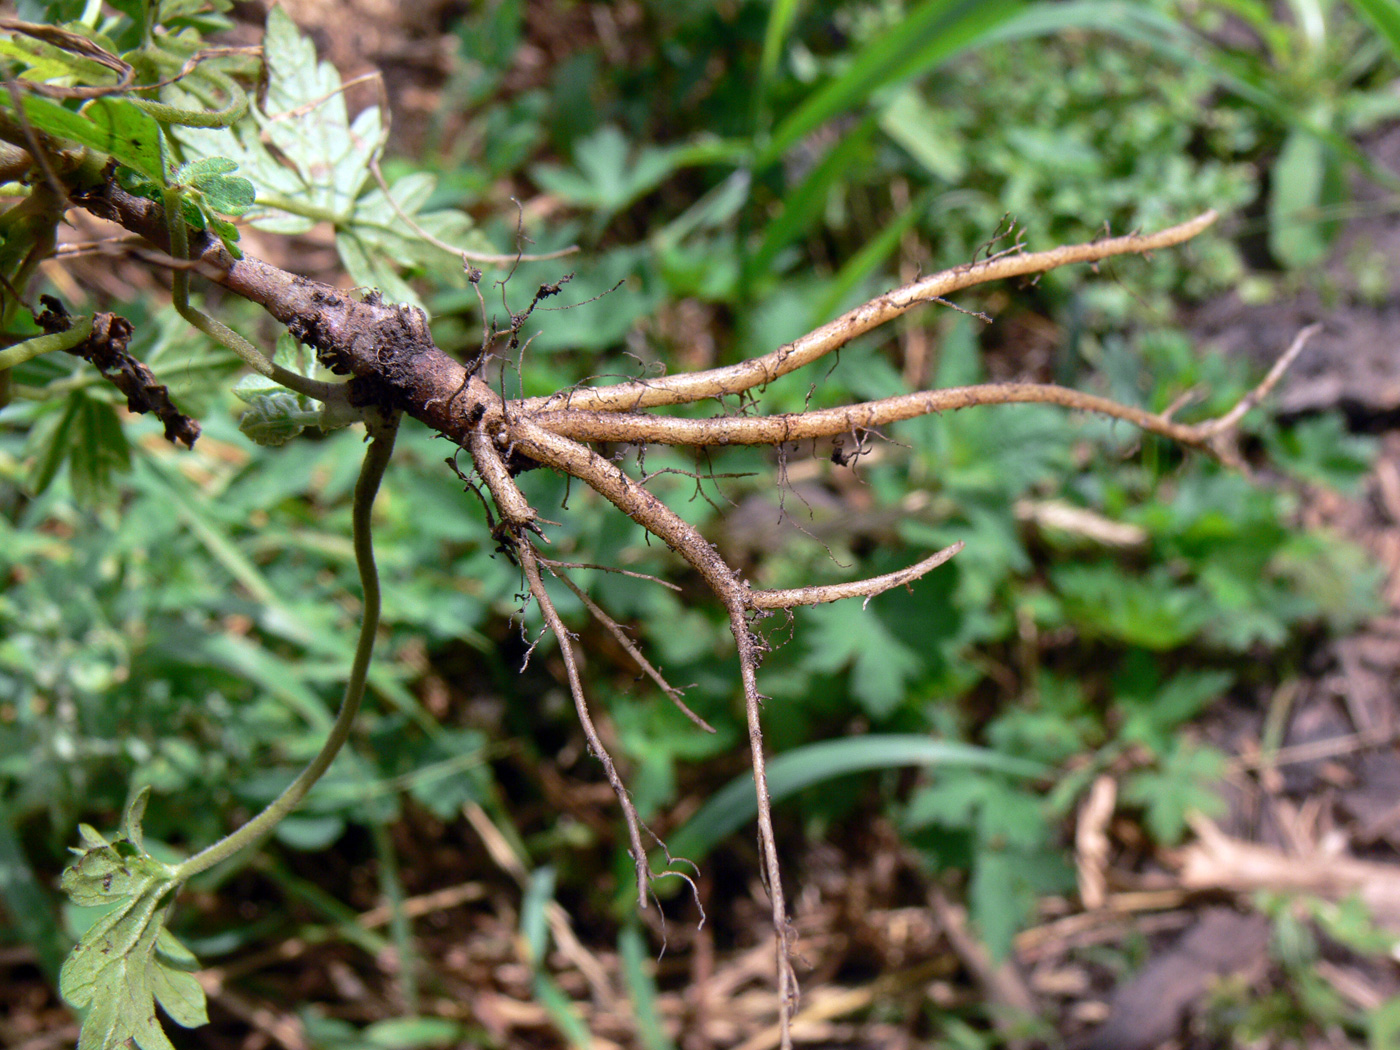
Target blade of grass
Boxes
[620,924,674,1050]
[1343,0,1400,56]
[755,0,806,132]
[810,186,934,323]
[520,867,592,1049]
[745,117,877,285]
[201,633,333,731]
[1285,0,1327,48]
[520,865,555,965]
[262,860,392,958]
[654,169,751,249]
[532,973,594,1050]
[758,0,1026,169]
[146,451,439,732]
[368,816,417,1011]
[137,457,282,614]
[665,735,1046,863]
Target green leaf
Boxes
[171,6,381,233]
[1117,666,1234,751]
[1268,122,1343,268]
[667,736,1044,862]
[19,389,132,502]
[811,186,933,321]
[236,389,315,446]
[757,0,804,103]
[969,848,1037,962]
[1121,742,1228,844]
[1308,895,1396,956]
[335,231,422,311]
[745,119,876,284]
[174,156,255,218]
[1345,0,1400,59]
[257,4,380,216]
[58,789,207,1050]
[1052,562,1214,650]
[905,772,1068,960]
[532,971,593,1050]
[985,2,1387,185]
[173,156,238,183]
[1368,996,1400,1050]
[759,0,1026,168]
[149,931,207,1029]
[879,87,966,182]
[104,0,153,38]
[69,396,132,504]
[198,175,255,215]
[619,925,674,1050]
[205,214,243,255]
[362,1017,464,1048]
[169,11,476,298]
[1264,414,1377,494]
[232,337,349,445]
[23,389,83,496]
[0,799,69,983]
[531,125,680,225]
[0,94,165,182]
[905,773,1047,851]
[0,32,121,89]
[520,865,554,966]
[802,600,925,717]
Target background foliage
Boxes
[2,0,1398,1045]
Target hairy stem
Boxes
[175,409,399,880]
[527,382,1220,447]
[518,212,1218,414]
[729,602,798,1050]
[518,542,654,907]
[498,415,801,1044]
[161,184,346,403]
[0,314,93,369]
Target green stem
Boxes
[368,816,419,1009]
[0,315,93,370]
[161,185,346,403]
[174,408,400,881]
[253,192,346,226]
[131,63,248,128]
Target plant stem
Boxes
[175,409,400,880]
[161,185,345,402]
[0,314,93,369]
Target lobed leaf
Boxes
[58,789,208,1050]
[256,6,381,216]
[168,9,476,302]
[170,7,378,232]
[531,125,681,226]
[1121,741,1228,844]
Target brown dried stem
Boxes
[518,211,1217,414]
[749,542,965,610]
[517,539,654,908]
[540,560,716,733]
[528,382,1226,448]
